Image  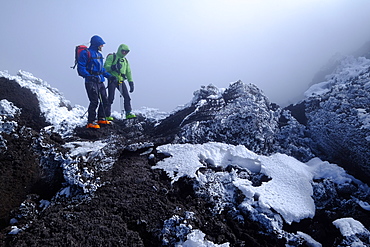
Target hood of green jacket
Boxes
[116,44,130,58]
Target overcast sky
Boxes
[2,0,370,112]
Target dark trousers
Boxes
[107,80,132,116]
[85,81,109,123]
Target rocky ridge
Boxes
[0,65,369,246]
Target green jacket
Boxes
[104,44,133,83]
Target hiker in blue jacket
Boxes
[77,35,115,128]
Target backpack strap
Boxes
[86,49,91,62]
[112,53,117,64]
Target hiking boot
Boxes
[105,116,114,121]
[126,113,136,119]
[97,119,111,125]
[86,122,100,129]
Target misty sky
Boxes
[2,0,370,112]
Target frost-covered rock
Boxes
[275,108,315,162]
[304,56,370,184]
[0,99,20,135]
[170,81,280,155]
[0,70,86,137]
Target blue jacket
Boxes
[77,35,111,82]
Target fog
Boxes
[2,0,370,112]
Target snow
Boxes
[176,229,230,247]
[161,212,230,247]
[0,99,20,117]
[153,143,316,224]
[153,142,370,244]
[333,218,370,246]
[154,143,261,183]
[0,99,19,135]
[306,157,353,184]
[2,69,370,245]
[304,81,331,98]
[63,141,107,157]
[252,153,315,224]
[153,142,370,239]
[296,231,322,247]
[61,140,116,194]
[135,106,169,122]
[333,218,368,237]
[357,200,370,211]
[8,226,22,235]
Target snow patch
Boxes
[306,157,353,184]
[154,143,261,183]
[177,229,230,247]
[135,106,169,122]
[8,226,22,235]
[296,231,322,247]
[333,218,368,237]
[154,142,315,224]
[357,200,370,211]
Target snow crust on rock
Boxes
[252,153,315,224]
[60,140,116,194]
[154,142,316,224]
[153,141,370,245]
[306,157,353,184]
[176,229,230,247]
[0,70,86,137]
[333,218,369,237]
[0,99,19,134]
[154,142,370,229]
[304,56,370,98]
[296,231,322,247]
[0,99,20,117]
[333,217,370,247]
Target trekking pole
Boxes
[80,109,88,119]
[119,83,124,119]
[98,91,108,120]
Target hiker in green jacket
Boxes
[104,44,136,120]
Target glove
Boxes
[87,76,99,83]
[129,81,134,93]
[111,62,122,72]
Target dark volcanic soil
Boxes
[2,150,284,247]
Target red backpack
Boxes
[70,45,91,70]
